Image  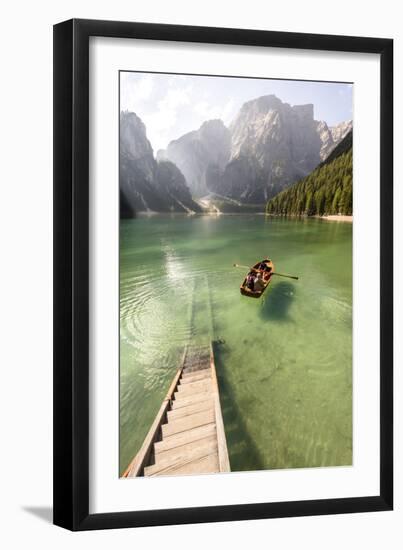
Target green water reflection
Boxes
[120,215,352,475]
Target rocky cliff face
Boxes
[155,160,199,212]
[317,119,353,160]
[316,120,334,161]
[158,119,231,198]
[230,95,321,168]
[120,111,201,215]
[207,95,323,203]
[205,96,352,204]
[330,120,353,143]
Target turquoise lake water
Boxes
[120,215,352,475]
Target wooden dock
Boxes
[123,343,230,477]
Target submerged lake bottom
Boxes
[120,215,352,475]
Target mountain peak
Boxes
[120,110,153,163]
[120,110,146,132]
[161,119,231,197]
[292,103,314,119]
[330,120,353,143]
[317,119,353,160]
[238,95,316,120]
[240,94,285,114]
[200,119,226,130]
[119,111,201,214]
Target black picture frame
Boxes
[53,18,393,531]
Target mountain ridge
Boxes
[120,94,352,215]
[157,119,231,198]
[159,95,352,206]
[120,111,202,216]
[266,130,353,217]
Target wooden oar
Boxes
[233,263,299,280]
[272,272,299,281]
[233,263,250,269]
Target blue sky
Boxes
[120,71,353,153]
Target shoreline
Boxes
[132,212,353,221]
[318,215,353,223]
[135,210,266,217]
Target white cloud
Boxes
[221,98,238,125]
[120,73,155,111]
[143,85,193,151]
[193,97,237,125]
[193,100,221,121]
[157,86,192,115]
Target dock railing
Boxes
[210,342,231,472]
[122,348,187,477]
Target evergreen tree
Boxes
[266,145,353,217]
[332,188,341,213]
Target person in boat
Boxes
[259,259,271,272]
[246,270,256,291]
[254,271,265,291]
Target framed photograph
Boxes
[53,19,393,530]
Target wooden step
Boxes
[144,437,218,476]
[180,371,211,384]
[161,409,215,438]
[183,363,210,373]
[167,399,213,421]
[171,390,212,410]
[154,423,217,454]
[184,357,210,366]
[147,452,220,476]
[182,369,210,377]
[176,379,211,396]
[155,434,217,464]
[184,357,209,365]
[178,380,213,398]
[186,351,209,359]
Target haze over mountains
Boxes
[120,94,352,215]
[157,119,231,198]
[120,112,201,216]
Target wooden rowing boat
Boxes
[240,258,275,298]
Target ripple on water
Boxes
[119,216,353,475]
